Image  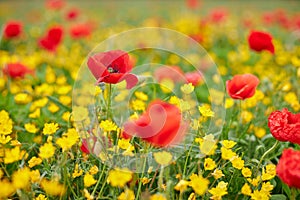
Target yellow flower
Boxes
[261,182,274,195]
[99,120,118,132]
[251,190,269,200]
[39,142,55,159]
[262,164,276,181]
[174,180,189,192]
[72,106,89,122]
[0,110,13,135]
[221,147,236,160]
[0,179,15,199]
[247,176,261,187]
[254,127,266,138]
[62,111,71,121]
[180,83,194,94]
[130,99,146,111]
[242,167,252,178]
[160,78,174,93]
[107,168,133,188]
[231,156,244,170]
[241,110,253,123]
[208,181,228,199]
[30,169,40,183]
[200,134,217,155]
[241,183,252,196]
[189,173,209,195]
[84,173,97,187]
[154,151,172,166]
[29,108,40,118]
[118,138,131,150]
[169,96,181,108]
[48,103,59,113]
[135,91,148,101]
[0,135,12,144]
[25,123,38,134]
[40,179,66,196]
[212,169,224,179]
[198,104,215,117]
[72,164,83,178]
[204,158,216,171]
[117,189,135,200]
[141,177,151,185]
[12,167,31,189]
[42,123,59,135]
[35,194,48,200]
[225,98,234,109]
[4,146,22,164]
[28,156,42,168]
[59,95,72,106]
[84,189,94,200]
[14,93,32,104]
[89,165,99,175]
[222,140,236,149]
[150,194,167,200]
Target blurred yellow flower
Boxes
[180,83,194,94]
[28,156,42,168]
[117,189,135,200]
[189,173,209,195]
[262,164,276,181]
[12,167,31,189]
[150,194,167,200]
[72,164,83,178]
[107,168,133,188]
[174,180,189,192]
[84,173,97,187]
[99,120,118,132]
[0,135,12,144]
[42,123,59,135]
[48,103,59,113]
[241,183,252,196]
[25,123,38,134]
[131,99,146,111]
[14,93,32,104]
[30,169,40,183]
[208,181,228,199]
[222,140,236,149]
[212,169,224,179]
[39,142,55,159]
[35,194,48,200]
[89,165,99,175]
[41,179,66,196]
[135,91,148,101]
[154,151,173,166]
[198,104,215,117]
[0,179,15,199]
[242,167,252,178]
[72,106,89,122]
[221,147,236,160]
[0,110,13,135]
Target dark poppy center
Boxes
[107,65,119,73]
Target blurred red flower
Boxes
[184,71,203,86]
[3,62,33,79]
[209,8,228,23]
[123,100,187,147]
[154,66,185,83]
[248,31,275,54]
[45,0,65,10]
[268,108,300,144]
[66,8,80,21]
[276,148,300,189]
[3,21,22,39]
[87,50,138,89]
[38,26,63,52]
[70,23,91,39]
[186,0,199,10]
[226,74,259,100]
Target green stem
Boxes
[183,145,193,179]
[91,164,106,197]
[256,140,279,175]
[158,166,164,193]
[291,188,296,200]
[106,84,112,120]
[135,157,147,200]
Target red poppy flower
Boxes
[123,100,187,148]
[184,71,203,86]
[226,74,259,100]
[3,21,22,39]
[268,108,300,144]
[87,50,138,89]
[38,26,63,52]
[154,66,185,83]
[3,62,33,79]
[248,31,275,54]
[45,0,65,10]
[70,23,91,39]
[186,0,199,10]
[209,8,228,23]
[66,8,80,21]
[277,148,300,189]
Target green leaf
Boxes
[270,194,287,200]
